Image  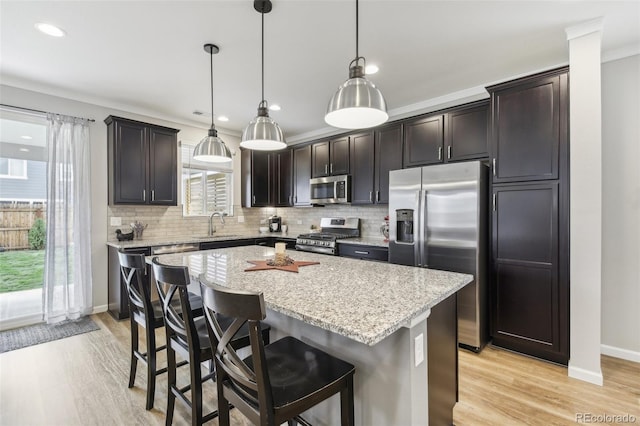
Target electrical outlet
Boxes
[414,333,424,367]
[110,217,122,226]
[237,216,245,223]
[296,220,303,225]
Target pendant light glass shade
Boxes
[193,43,232,163]
[325,0,388,129]
[241,0,286,151]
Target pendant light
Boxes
[325,0,388,129]
[240,0,287,151]
[193,43,232,163]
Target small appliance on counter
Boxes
[296,217,360,255]
[268,215,282,232]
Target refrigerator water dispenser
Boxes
[396,209,414,243]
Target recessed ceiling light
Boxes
[269,104,281,111]
[20,135,33,140]
[217,115,229,122]
[19,148,30,152]
[35,23,66,37]
[365,64,379,75]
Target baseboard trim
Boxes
[601,344,640,363]
[91,304,108,315]
[568,364,604,386]
[0,314,43,332]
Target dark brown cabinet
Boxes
[491,182,567,364]
[293,145,311,206]
[488,69,568,183]
[487,67,569,365]
[106,116,178,206]
[444,101,489,162]
[311,137,349,177]
[403,114,444,167]
[241,148,292,207]
[375,123,404,204]
[350,132,375,204]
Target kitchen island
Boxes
[151,245,473,425]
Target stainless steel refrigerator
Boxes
[388,161,489,351]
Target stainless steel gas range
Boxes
[295,217,360,255]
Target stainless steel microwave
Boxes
[309,175,351,204]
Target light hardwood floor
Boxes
[0,313,638,425]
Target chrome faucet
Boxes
[209,211,227,235]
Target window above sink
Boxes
[180,140,234,217]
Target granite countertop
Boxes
[337,237,389,248]
[149,246,472,346]
[107,232,296,249]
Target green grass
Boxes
[0,250,45,293]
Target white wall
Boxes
[601,54,640,361]
[0,84,241,311]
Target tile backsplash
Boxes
[107,204,389,242]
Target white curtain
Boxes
[43,114,93,323]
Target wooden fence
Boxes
[0,202,46,250]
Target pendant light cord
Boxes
[209,49,215,128]
[355,0,359,61]
[261,10,265,105]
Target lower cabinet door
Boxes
[491,182,568,364]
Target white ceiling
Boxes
[1,1,639,143]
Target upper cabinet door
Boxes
[445,101,489,162]
[112,120,148,204]
[311,141,330,178]
[403,115,444,167]
[293,145,311,206]
[149,127,177,205]
[489,71,567,183]
[350,132,375,204]
[330,136,350,175]
[375,123,403,204]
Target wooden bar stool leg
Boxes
[215,366,230,426]
[146,327,157,410]
[189,356,203,426]
[340,375,354,426]
[166,346,177,426]
[129,318,139,388]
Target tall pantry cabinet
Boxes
[487,67,569,365]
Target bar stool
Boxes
[200,283,356,426]
[151,257,270,426]
[118,251,203,410]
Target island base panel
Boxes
[264,309,431,426]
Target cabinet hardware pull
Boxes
[447,146,452,159]
[330,163,333,173]
[376,190,380,202]
[354,250,369,255]
[493,194,497,211]
[294,195,297,203]
[289,195,292,204]
[493,158,497,177]
[252,195,256,205]
[151,190,155,201]
[143,189,146,201]
[369,191,373,203]
[438,146,442,160]
[325,164,328,175]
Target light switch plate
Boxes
[414,333,424,367]
[110,217,122,226]
[237,216,245,223]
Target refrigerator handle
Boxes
[421,189,428,267]
[415,190,422,267]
